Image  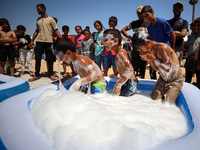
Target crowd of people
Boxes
[0,2,200,100]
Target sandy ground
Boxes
[13,58,197,90]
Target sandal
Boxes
[28,76,40,82]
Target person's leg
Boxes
[34,42,43,77]
[95,55,102,71]
[26,50,33,72]
[139,59,147,79]
[164,75,183,104]
[103,55,109,76]
[195,69,200,89]
[19,49,25,73]
[185,68,193,83]
[0,61,6,74]
[149,67,157,79]
[7,45,16,76]
[9,61,15,76]
[28,42,43,82]
[45,43,57,80]
[151,77,164,100]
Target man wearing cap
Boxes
[121,6,148,79]
[168,1,188,66]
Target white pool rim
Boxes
[0,77,199,150]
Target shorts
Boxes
[151,74,184,103]
[120,78,138,96]
[0,45,15,61]
[80,80,107,94]
[103,55,117,70]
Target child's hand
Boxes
[113,85,120,96]
[140,52,156,62]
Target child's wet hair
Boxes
[53,37,76,54]
[132,31,153,49]
[103,29,122,44]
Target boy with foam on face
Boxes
[53,37,106,94]
[132,31,183,104]
[103,29,138,96]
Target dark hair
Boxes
[83,29,91,35]
[0,18,9,26]
[194,17,200,24]
[53,17,58,23]
[53,37,76,54]
[94,20,105,30]
[36,4,46,11]
[132,31,153,49]
[103,29,122,44]
[109,16,118,24]
[85,26,90,30]
[17,25,26,31]
[62,25,69,31]
[141,5,153,14]
[75,25,83,34]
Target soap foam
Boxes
[31,89,188,150]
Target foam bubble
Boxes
[31,89,188,150]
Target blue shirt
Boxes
[147,17,173,47]
[94,31,104,56]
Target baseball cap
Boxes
[173,1,183,8]
[136,6,143,13]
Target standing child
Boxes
[61,25,74,77]
[81,29,95,61]
[16,25,33,75]
[103,16,118,77]
[54,37,106,94]
[103,29,138,96]
[132,31,183,104]
[0,18,17,76]
[141,5,176,79]
[94,20,104,71]
[74,26,85,54]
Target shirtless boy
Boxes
[132,31,183,104]
[103,29,138,96]
[53,37,106,94]
[0,18,17,76]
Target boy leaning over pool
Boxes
[53,37,106,94]
[103,29,138,96]
[132,31,183,104]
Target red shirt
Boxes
[61,34,74,43]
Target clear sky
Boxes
[1,0,200,36]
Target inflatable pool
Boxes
[0,76,199,150]
[0,74,30,102]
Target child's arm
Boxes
[140,48,172,73]
[69,60,100,91]
[113,52,134,95]
[0,31,17,44]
